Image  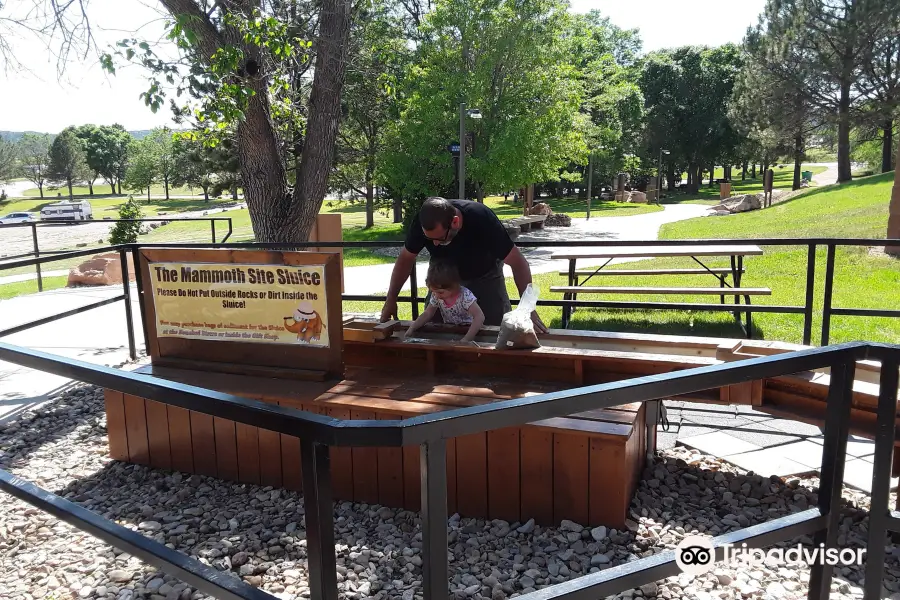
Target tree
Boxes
[859,8,900,173]
[332,0,409,227]
[74,125,101,195]
[755,0,896,182]
[126,138,158,202]
[640,45,743,193]
[17,133,53,198]
[79,124,132,194]
[172,134,239,201]
[145,128,176,200]
[381,0,585,209]
[109,196,144,245]
[48,127,88,200]
[103,0,353,242]
[0,135,18,183]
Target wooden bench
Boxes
[107,364,647,528]
[557,268,743,278]
[550,286,772,296]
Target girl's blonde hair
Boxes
[426,260,461,290]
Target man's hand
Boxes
[531,311,549,334]
[380,299,398,322]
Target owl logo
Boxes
[284,301,325,343]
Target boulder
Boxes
[68,252,136,287]
[710,193,762,214]
[528,202,552,216]
[628,191,648,204]
[545,214,572,227]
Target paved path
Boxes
[344,203,710,296]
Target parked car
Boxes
[39,200,93,222]
[0,212,36,225]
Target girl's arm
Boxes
[406,305,437,337]
[460,301,485,343]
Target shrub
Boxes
[109,196,144,245]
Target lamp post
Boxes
[657,149,670,204]
[459,102,482,200]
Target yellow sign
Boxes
[149,262,330,347]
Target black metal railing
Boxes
[0,238,898,359]
[0,218,233,292]
[0,341,898,600]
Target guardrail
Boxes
[0,340,897,600]
[0,218,233,291]
[0,238,898,357]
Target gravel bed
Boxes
[2,382,899,600]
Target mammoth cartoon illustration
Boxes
[284,301,325,343]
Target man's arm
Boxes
[380,248,418,322]
[503,246,549,333]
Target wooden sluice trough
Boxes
[102,248,900,530]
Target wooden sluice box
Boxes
[103,247,900,527]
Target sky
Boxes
[0,0,767,134]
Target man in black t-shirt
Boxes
[380,197,548,330]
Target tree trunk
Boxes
[202,185,210,202]
[147,186,151,202]
[837,80,852,182]
[476,183,484,203]
[393,197,402,223]
[666,165,675,191]
[160,0,351,244]
[110,181,116,194]
[165,177,170,200]
[38,183,44,198]
[751,163,756,179]
[708,162,715,187]
[882,118,894,174]
[365,182,374,229]
[88,181,94,195]
[792,133,803,191]
[67,178,73,200]
[117,180,122,195]
[232,184,238,201]
[741,160,748,180]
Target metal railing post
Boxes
[211,220,216,244]
[31,223,43,292]
[131,246,150,352]
[301,441,338,600]
[119,249,137,360]
[802,244,816,345]
[820,244,836,346]
[807,358,856,600]
[863,356,899,600]
[421,440,449,600]
[410,262,420,319]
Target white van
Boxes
[40,200,93,222]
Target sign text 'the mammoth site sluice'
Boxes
[148,262,330,347]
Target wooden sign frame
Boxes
[138,247,344,380]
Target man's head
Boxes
[420,197,460,246]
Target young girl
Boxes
[406,260,485,343]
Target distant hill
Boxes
[1,129,155,141]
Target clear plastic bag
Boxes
[495,283,541,350]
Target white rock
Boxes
[138,521,162,532]
[591,554,610,567]
[560,520,584,533]
[591,526,608,542]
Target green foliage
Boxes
[172,135,239,200]
[47,127,88,197]
[380,0,586,201]
[16,133,53,196]
[109,196,144,245]
[125,138,159,197]
[0,135,18,182]
[74,125,132,193]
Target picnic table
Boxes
[550,244,768,337]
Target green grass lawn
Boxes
[665,165,828,205]
[0,276,68,300]
[18,183,210,198]
[524,171,898,344]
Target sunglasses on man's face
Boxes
[424,223,454,242]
